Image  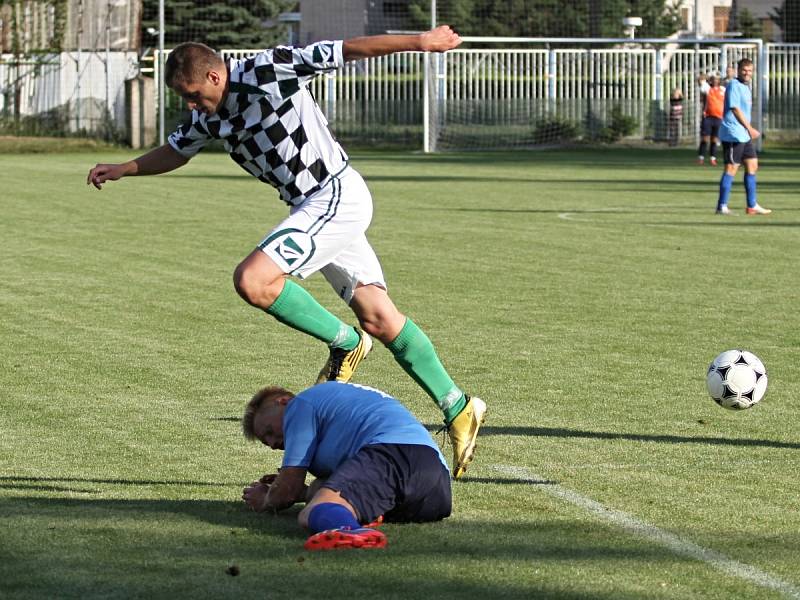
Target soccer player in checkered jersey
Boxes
[87,26,485,479]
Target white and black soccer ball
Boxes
[706,350,768,410]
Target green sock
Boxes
[386,318,466,423]
[266,280,359,350]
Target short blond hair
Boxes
[165,42,225,88]
[242,386,295,441]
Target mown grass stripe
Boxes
[494,464,800,599]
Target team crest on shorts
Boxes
[259,228,315,273]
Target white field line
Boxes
[493,464,800,599]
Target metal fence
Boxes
[3,41,799,149]
[191,41,793,150]
[1,51,139,138]
[767,43,800,131]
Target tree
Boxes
[735,8,763,38]
[771,0,800,42]
[407,0,682,38]
[626,0,682,37]
[142,0,291,49]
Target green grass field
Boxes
[1,146,799,599]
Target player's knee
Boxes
[358,309,405,343]
[232,263,281,308]
[358,317,383,340]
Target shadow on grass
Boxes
[0,494,712,600]
[424,424,800,450]
[166,172,800,190]
[6,485,800,599]
[0,494,292,532]
[0,475,231,487]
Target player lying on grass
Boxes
[241,382,452,550]
[86,26,484,479]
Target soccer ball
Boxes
[706,350,768,410]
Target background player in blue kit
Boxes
[241,382,452,550]
[716,58,772,215]
[87,27,486,478]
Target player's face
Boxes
[173,71,225,116]
[253,406,285,450]
[738,64,753,84]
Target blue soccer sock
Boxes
[307,502,361,533]
[718,173,734,209]
[744,173,757,208]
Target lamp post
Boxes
[622,16,642,40]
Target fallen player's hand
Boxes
[259,473,279,485]
[242,481,270,512]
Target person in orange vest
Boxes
[698,74,725,166]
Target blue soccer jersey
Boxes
[280,382,448,477]
[720,78,752,142]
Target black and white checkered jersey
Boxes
[168,40,348,205]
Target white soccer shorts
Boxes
[258,167,387,303]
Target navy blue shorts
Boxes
[322,444,452,524]
[722,141,757,165]
[700,116,722,137]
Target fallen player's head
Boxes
[242,386,296,450]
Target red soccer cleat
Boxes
[746,205,772,215]
[363,515,384,528]
[304,527,387,551]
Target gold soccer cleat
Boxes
[315,330,373,385]
[448,396,487,480]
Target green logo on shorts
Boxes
[274,236,303,266]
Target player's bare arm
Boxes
[87,143,189,190]
[342,25,461,61]
[731,107,760,140]
[243,467,308,512]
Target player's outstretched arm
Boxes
[342,24,462,61]
[87,143,189,190]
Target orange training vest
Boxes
[704,87,725,118]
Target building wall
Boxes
[0,0,141,53]
[297,0,419,45]
[676,0,782,40]
[299,0,368,44]
[63,0,141,51]
[1,2,60,53]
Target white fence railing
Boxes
[2,42,799,148]
[210,42,795,149]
